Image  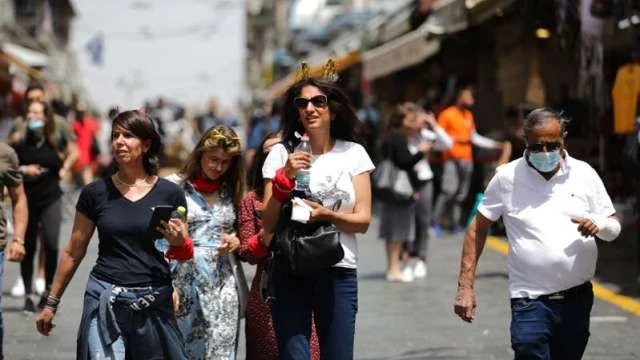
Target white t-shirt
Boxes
[408,127,453,181]
[262,140,375,269]
[477,152,615,298]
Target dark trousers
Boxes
[21,199,61,294]
[510,282,594,360]
[271,267,357,360]
[409,181,433,259]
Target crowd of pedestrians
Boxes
[0,68,626,359]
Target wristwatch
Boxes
[12,238,24,246]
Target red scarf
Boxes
[191,175,222,193]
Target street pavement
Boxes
[2,207,639,359]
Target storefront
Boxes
[0,41,49,114]
[264,50,360,100]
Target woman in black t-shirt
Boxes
[36,110,190,359]
[9,100,67,313]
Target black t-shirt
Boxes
[76,177,187,287]
[12,138,62,209]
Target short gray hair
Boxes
[523,108,570,137]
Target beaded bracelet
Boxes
[45,295,60,313]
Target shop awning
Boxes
[0,43,48,80]
[265,51,360,100]
[1,43,49,67]
[362,26,440,81]
[466,0,517,26]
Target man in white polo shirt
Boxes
[453,108,621,359]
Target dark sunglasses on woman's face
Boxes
[294,95,328,110]
[526,141,562,153]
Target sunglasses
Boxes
[294,95,328,110]
[526,141,562,153]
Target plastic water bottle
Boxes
[294,133,311,195]
[171,206,187,219]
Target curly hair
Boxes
[247,131,280,199]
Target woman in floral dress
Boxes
[159,125,245,359]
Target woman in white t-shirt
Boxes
[261,76,374,359]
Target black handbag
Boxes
[272,198,343,275]
[267,140,344,275]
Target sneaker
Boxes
[413,260,428,278]
[385,272,414,282]
[430,225,442,239]
[11,277,25,297]
[401,262,415,281]
[23,297,36,314]
[35,277,46,296]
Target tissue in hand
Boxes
[290,197,312,223]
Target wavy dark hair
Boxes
[111,110,162,175]
[280,77,365,146]
[247,131,280,199]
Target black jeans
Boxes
[510,282,594,360]
[21,199,61,295]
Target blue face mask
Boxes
[27,119,45,131]
[528,149,562,173]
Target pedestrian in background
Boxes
[454,108,621,359]
[378,102,431,282]
[403,110,452,279]
[238,132,321,360]
[71,103,100,186]
[161,125,245,359]
[36,110,190,359]
[9,100,70,312]
[261,74,374,359]
[245,101,280,168]
[431,85,503,236]
[9,82,78,299]
[0,142,28,358]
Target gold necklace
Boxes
[115,173,150,187]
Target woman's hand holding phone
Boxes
[157,207,189,246]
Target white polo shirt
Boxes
[478,152,615,298]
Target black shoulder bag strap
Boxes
[260,140,295,305]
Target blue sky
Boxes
[71,0,245,112]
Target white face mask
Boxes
[527,149,562,173]
[27,119,45,131]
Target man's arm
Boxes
[470,131,504,150]
[6,183,28,261]
[571,215,621,241]
[454,212,494,323]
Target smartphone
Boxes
[148,205,175,238]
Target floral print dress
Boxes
[157,175,239,360]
